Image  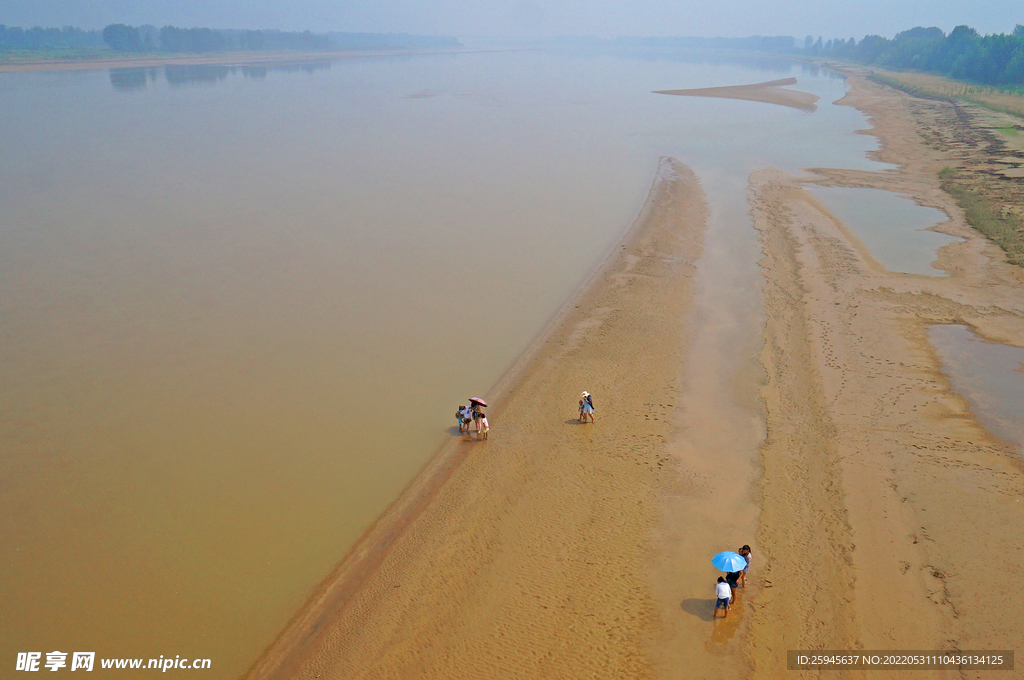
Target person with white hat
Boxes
[581,391,594,423]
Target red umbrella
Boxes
[469,397,488,407]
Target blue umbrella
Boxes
[712,551,748,572]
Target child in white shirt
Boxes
[714,577,732,618]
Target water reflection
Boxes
[242,65,268,79]
[108,61,331,90]
[165,64,232,86]
[109,67,154,91]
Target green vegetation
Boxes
[103,24,147,51]
[0,24,104,51]
[866,73,937,98]
[939,167,1024,265]
[808,25,1024,87]
[157,27,229,52]
[997,126,1021,137]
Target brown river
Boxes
[2,49,918,677]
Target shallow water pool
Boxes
[809,186,958,276]
[929,324,1024,454]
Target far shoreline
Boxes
[0,47,524,73]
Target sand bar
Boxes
[654,77,820,112]
[245,158,708,679]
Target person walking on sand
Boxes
[738,545,752,587]
[581,391,594,423]
[578,399,586,422]
[480,413,489,439]
[456,405,468,434]
[714,576,732,618]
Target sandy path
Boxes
[246,158,709,679]
[747,73,1024,676]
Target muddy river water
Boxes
[2,49,982,677]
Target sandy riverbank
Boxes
[747,72,1024,675]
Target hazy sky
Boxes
[1,0,1021,38]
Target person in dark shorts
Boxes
[714,576,732,618]
[726,571,741,591]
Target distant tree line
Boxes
[1,22,461,54]
[807,25,1024,85]
[158,27,227,52]
[0,24,103,49]
[96,23,460,53]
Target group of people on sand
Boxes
[455,390,595,441]
[714,545,752,619]
[456,402,489,439]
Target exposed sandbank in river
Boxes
[654,77,820,112]
[250,73,1024,679]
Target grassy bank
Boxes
[867,71,1024,119]
[939,167,1024,266]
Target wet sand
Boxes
[654,77,820,112]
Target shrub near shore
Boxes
[939,167,1024,266]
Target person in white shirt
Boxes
[714,576,732,618]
